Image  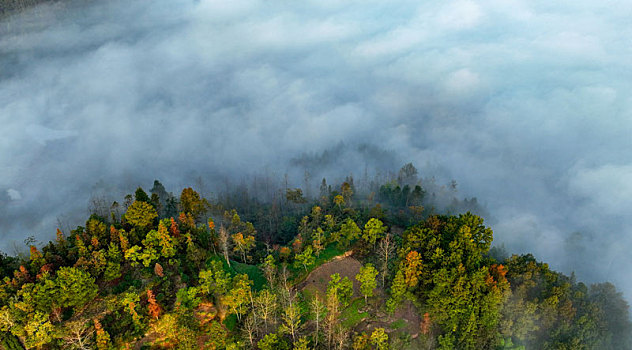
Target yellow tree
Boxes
[370,328,388,350]
[156,220,176,259]
[232,232,255,263]
[255,289,278,333]
[223,274,252,321]
[279,303,302,343]
[312,228,325,257]
[124,201,157,229]
[402,251,423,288]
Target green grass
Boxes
[341,298,369,328]
[315,244,345,265]
[223,314,238,332]
[206,254,267,291]
[389,319,407,330]
[231,260,266,291]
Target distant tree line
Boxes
[0,0,56,17]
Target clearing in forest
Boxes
[298,255,362,298]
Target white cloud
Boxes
[568,164,632,216]
[444,68,480,95]
[7,189,22,201]
[1,0,632,300]
[436,0,484,30]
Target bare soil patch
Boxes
[298,256,362,298]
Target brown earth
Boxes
[297,254,422,337]
[298,256,363,298]
[354,300,421,336]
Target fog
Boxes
[1,0,632,300]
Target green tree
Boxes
[286,188,307,204]
[258,333,289,350]
[199,260,231,299]
[104,242,122,282]
[121,290,141,325]
[333,219,360,249]
[280,303,302,343]
[294,246,315,272]
[404,214,504,349]
[223,274,252,321]
[206,321,227,350]
[327,273,353,307]
[56,266,98,309]
[124,200,157,229]
[387,269,406,313]
[397,162,418,185]
[135,187,151,203]
[293,336,310,350]
[124,244,159,268]
[175,287,201,316]
[589,282,632,349]
[362,218,386,248]
[356,264,378,303]
[262,254,277,288]
[180,187,206,221]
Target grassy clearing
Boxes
[341,298,368,328]
[223,314,238,332]
[231,260,266,291]
[206,254,267,291]
[389,319,407,330]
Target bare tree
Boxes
[333,324,349,350]
[377,233,396,287]
[310,295,325,348]
[255,289,278,333]
[242,313,258,348]
[218,225,231,267]
[279,264,295,308]
[324,289,341,349]
[62,320,95,350]
[88,195,109,219]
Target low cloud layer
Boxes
[1,0,632,299]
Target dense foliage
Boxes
[0,165,629,349]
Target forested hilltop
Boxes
[0,164,630,349]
